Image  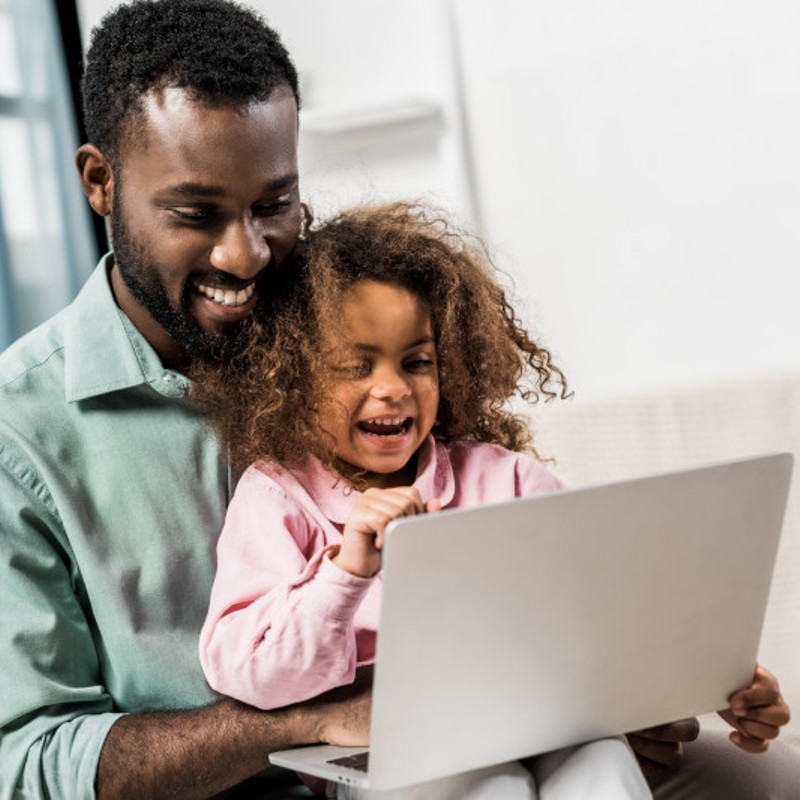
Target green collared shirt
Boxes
[0,256,230,799]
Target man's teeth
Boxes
[196,282,255,307]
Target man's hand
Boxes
[96,666,375,799]
[307,664,374,747]
[718,664,790,753]
[626,717,700,783]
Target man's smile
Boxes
[195,280,256,308]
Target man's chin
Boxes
[183,323,247,363]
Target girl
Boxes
[194,203,788,799]
[197,202,571,713]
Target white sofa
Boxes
[530,371,800,747]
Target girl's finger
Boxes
[386,486,425,514]
[363,488,422,516]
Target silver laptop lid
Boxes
[366,453,792,790]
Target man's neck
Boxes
[108,262,189,372]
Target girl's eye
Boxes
[405,358,435,373]
[331,362,371,379]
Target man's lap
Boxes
[651,728,800,799]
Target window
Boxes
[0,0,98,351]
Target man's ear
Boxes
[75,144,115,217]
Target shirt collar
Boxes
[295,435,457,525]
[64,255,188,402]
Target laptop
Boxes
[270,452,793,791]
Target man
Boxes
[0,1,796,798]
[0,2,368,798]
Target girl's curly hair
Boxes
[192,202,569,480]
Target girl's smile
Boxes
[321,280,439,489]
[352,414,417,457]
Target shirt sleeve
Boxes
[199,468,376,710]
[514,451,565,497]
[0,440,124,800]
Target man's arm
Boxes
[96,667,372,800]
[0,440,369,800]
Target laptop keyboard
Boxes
[327,751,370,772]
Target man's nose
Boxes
[209,219,271,279]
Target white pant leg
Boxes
[530,737,652,800]
[333,760,538,800]
[334,737,650,800]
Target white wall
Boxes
[453,1,800,400]
[77,0,477,222]
[77,0,800,400]
[254,0,477,223]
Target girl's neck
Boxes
[337,452,420,491]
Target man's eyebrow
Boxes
[264,173,300,191]
[167,183,226,198]
[164,174,300,198]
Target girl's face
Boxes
[321,280,439,489]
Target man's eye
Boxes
[254,197,294,216]
[171,208,211,221]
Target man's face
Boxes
[109,85,301,363]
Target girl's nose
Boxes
[210,219,271,279]
[370,367,412,401]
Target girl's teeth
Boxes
[358,417,411,436]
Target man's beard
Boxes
[110,210,249,364]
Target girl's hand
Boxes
[333,487,439,577]
[718,664,791,753]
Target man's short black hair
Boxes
[81,0,300,163]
